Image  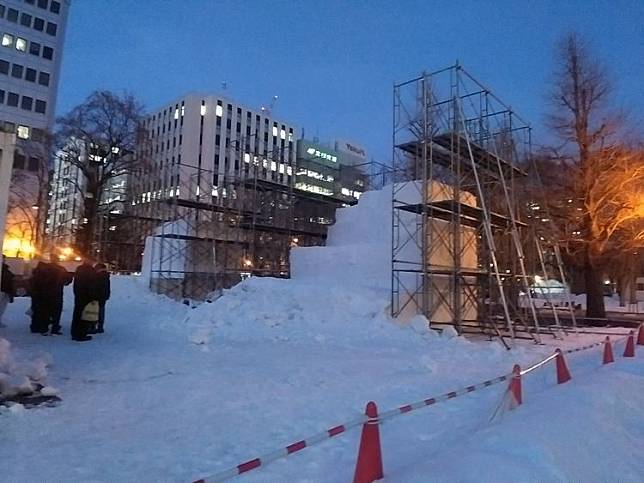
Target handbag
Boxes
[81,301,100,322]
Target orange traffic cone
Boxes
[353,402,383,483]
[555,349,572,384]
[637,325,644,346]
[603,336,614,364]
[624,331,635,358]
[508,364,522,408]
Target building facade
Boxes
[46,140,129,260]
[0,0,70,257]
[128,93,300,295]
[0,129,16,255]
[295,139,366,204]
[127,93,361,298]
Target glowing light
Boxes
[2,237,36,258]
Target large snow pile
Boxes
[185,186,419,346]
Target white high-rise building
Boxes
[0,0,70,257]
[132,93,297,213]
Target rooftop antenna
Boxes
[260,95,279,117]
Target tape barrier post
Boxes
[603,336,614,365]
[624,331,635,358]
[555,349,572,384]
[508,364,522,408]
[353,401,384,483]
[637,325,644,346]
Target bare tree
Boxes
[542,33,644,317]
[55,91,146,256]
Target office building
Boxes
[0,0,70,257]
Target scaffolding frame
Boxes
[392,64,568,346]
[131,138,349,300]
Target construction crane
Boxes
[260,95,279,117]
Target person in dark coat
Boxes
[47,257,73,335]
[0,257,15,328]
[30,260,57,335]
[71,258,96,342]
[93,263,111,334]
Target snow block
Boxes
[354,401,384,483]
[603,337,614,365]
[624,331,635,358]
[637,325,644,346]
[555,349,572,384]
[508,364,522,408]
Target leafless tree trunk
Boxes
[55,91,148,257]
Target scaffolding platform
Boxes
[393,199,527,229]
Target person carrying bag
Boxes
[71,258,97,342]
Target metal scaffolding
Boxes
[391,64,572,347]
[131,142,350,300]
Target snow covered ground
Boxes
[1,187,643,482]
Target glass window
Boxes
[29,41,40,56]
[7,8,18,22]
[28,157,39,171]
[25,0,35,4]
[7,92,18,107]
[15,37,27,52]
[20,13,32,27]
[33,17,44,31]
[0,60,8,75]
[46,22,57,36]
[21,96,33,111]
[38,71,49,86]
[11,63,23,78]
[50,1,61,14]
[35,99,46,113]
[25,67,36,82]
[0,90,4,104]
[0,5,5,18]
[42,46,53,59]
[38,0,48,9]
[2,34,14,48]
[17,125,30,139]
[13,152,25,170]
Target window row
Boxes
[0,4,58,35]
[0,58,50,85]
[13,151,41,171]
[1,32,54,59]
[0,89,47,114]
[1,119,46,140]
[24,0,61,15]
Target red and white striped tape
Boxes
[194,332,637,482]
[193,374,511,482]
[194,415,369,482]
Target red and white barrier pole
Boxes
[555,349,572,384]
[602,336,614,364]
[353,401,383,483]
[624,331,635,358]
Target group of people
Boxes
[0,255,111,342]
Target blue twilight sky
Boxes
[57,0,644,160]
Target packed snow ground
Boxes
[1,187,644,482]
